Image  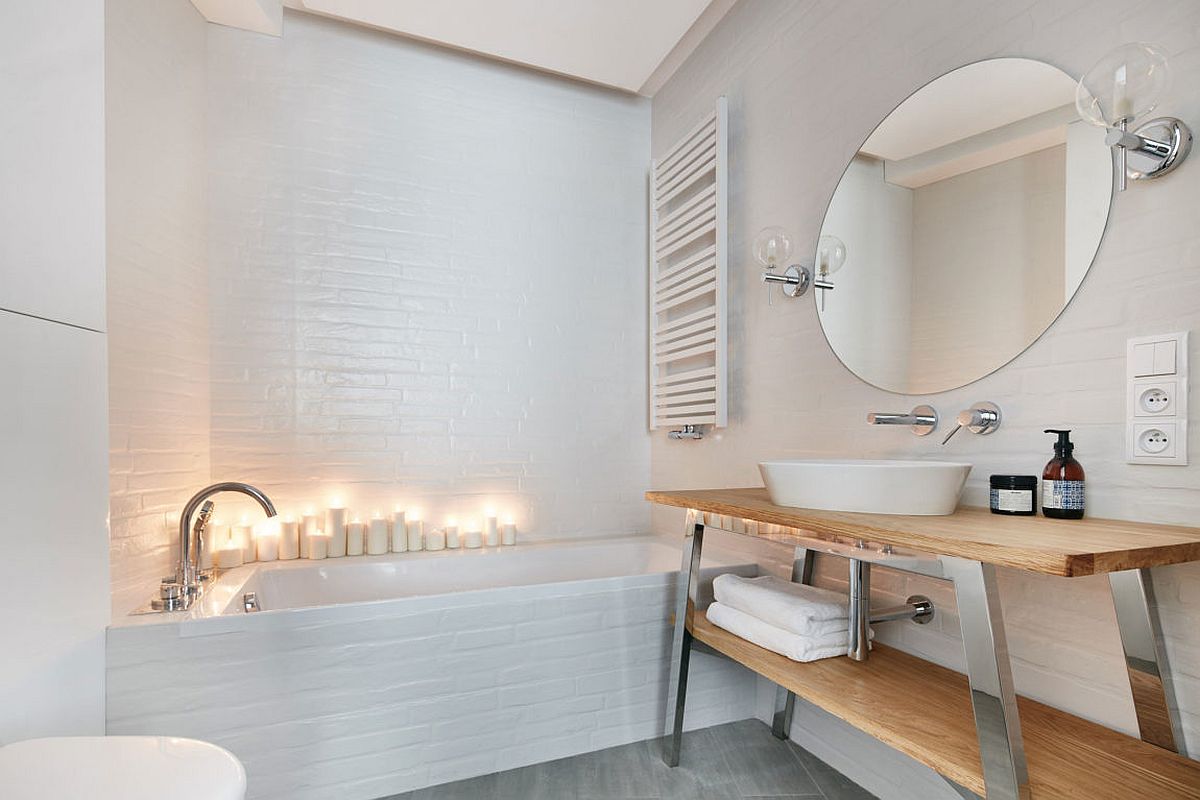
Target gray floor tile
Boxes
[787,743,878,800]
[711,720,820,797]
[377,720,874,800]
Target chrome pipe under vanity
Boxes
[152,482,277,612]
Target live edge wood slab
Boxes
[645,487,1200,577]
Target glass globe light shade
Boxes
[816,235,847,276]
[1075,42,1171,127]
[752,227,793,269]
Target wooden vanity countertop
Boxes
[645,487,1200,577]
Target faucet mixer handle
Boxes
[941,402,1002,444]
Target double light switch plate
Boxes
[1127,331,1189,465]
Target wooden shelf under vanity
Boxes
[648,487,1200,798]
[691,613,1200,799]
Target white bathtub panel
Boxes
[107,574,756,799]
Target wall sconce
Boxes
[1075,42,1192,191]
[753,227,833,301]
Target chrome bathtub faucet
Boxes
[152,482,277,612]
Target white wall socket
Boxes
[1126,332,1188,465]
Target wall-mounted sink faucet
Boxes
[941,402,1002,444]
[866,404,938,436]
[151,482,277,611]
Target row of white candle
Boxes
[205,507,518,569]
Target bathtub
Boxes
[107,536,758,800]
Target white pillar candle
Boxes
[501,521,517,546]
[426,527,446,551]
[346,519,365,556]
[306,532,329,560]
[256,531,279,562]
[327,505,348,557]
[215,544,243,569]
[203,521,229,569]
[368,515,389,555]
[464,527,482,549]
[444,524,460,549]
[484,512,499,545]
[279,518,300,560]
[407,517,424,552]
[234,522,255,563]
[301,511,319,558]
[391,509,407,552]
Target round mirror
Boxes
[815,58,1113,395]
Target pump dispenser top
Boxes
[1042,429,1085,519]
[1046,429,1075,458]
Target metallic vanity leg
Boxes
[772,548,816,739]
[1109,568,1185,752]
[663,511,705,767]
[847,558,871,662]
[943,558,1030,800]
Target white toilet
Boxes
[0,735,245,800]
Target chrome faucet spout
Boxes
[170,482,277,609]
[866,405,938,437]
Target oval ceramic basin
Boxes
[758,459,972,516]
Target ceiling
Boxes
[275,0,728,94]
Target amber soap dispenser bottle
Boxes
[1042,429,1085,519]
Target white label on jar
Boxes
[994,488,1033,512]
[1043,479,1085,510]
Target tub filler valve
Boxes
[148,482,277,613]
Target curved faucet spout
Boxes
[177,482,277,599]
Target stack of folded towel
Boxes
[707,573,871,663]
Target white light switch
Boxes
[1153,340,1177,375]
[1132,343,1157,377]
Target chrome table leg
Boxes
[1109,568,1184,752]
[847,558,871,662]
[943,558,1030,800]
[663,510,705,767]
[772,547,815,740]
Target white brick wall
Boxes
[202,12,651,535]
[651,0,1200,797]
[106,0,210,615]
[106,571,756,799]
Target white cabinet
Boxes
[0,1,106,331]
[0,310,109,741]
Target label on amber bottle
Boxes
[1043,479,1084,510]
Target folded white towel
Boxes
[707,603,869,663]
[713,574,852,636]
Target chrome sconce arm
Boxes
[1106,117,1191,191]
[761,264,834,298]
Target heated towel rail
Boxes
[649,97,728,435]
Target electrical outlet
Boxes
[1132,424,1177,459]
[1133,380,1176,417]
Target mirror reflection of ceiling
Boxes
[862,60,1079,189]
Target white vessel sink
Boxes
[758,459,972,516]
